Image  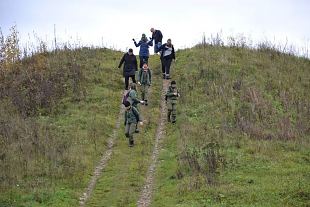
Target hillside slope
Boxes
[152,45,310,207]
[0,48,125,206]
[0,45,309,207]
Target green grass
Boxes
[151,45,310,207]
[1,45,309,207]
[85,56,163,207]
[0,48,125,206]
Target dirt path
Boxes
[79,91,126,207]
[137,80,169,207]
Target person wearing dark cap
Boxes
[150,28,163,53]
[159,39,175,79]
[124,101,143,147]
[118,48,138,90]
[133,34,153,68]
[165,80,180,123]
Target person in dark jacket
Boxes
[150,28,163,53]
[133,34,153,68]
[118,48,138,90]
[124,101,143,147]
[159,39,175,79]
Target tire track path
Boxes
[79,91,126,207]
[137,80,169,207]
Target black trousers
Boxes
[162,58,173,76]
[125,75,136,90]
[139,56,149,68]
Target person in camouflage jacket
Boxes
[124,101,143,147]
[138,63,152,106]
[165,80,180,123]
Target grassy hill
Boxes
[0,44,309,207]
[152,45,310,207]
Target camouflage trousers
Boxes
[140,84,150,101]
[125,123,137,145]
[167,102,177,123]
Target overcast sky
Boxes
[1,0,309,55]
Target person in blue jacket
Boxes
[133,33,153,69]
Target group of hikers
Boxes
[117,27,180,147]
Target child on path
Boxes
[138,63,152,106]
[127,83,144,132]
[165,80,180,123]
[124,101,143,147]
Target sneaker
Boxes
[166,76,171,80]
[162,74,166,79]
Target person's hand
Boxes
[173,59,177,63]
[178,93,181,97]
[139,121,143,126]
[138,82,141,85]
[174,92,178,96]
[132,38,135,42]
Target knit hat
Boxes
[124,101,131,107]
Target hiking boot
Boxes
[129,140,134,147]
[166,76,171,80]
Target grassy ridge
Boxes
[1,44,309,207]
[152,45,310,206]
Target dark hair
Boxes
[128,48,133,53]
[171,80,176,85]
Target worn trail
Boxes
[137,80,169,207]
[79,92,125,207]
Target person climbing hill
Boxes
[124,101,143,147]
[133,34,153,69]
[118,48,138,90]
[138,63,152,106]
[150,27,163,53]
[159,39,175,79]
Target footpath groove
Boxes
[79,91,125,207]
[137,80,169,207]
